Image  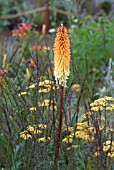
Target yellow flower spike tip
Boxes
[53,25,71,87]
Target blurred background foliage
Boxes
[0,0,113,30]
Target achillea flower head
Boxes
[62,137,73,143]
[53,25,70,86]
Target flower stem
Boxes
[53,85,64,169]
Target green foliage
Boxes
[0,0,23,30]
[100,1,112,14]
[50,0,85,26]
[70,15,114,94]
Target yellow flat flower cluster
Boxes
[39,80,54,86]
[38,99,53,107]
[82,96,113,133]
[27,125,42,134]
[82,112,105,122]
[62,120,108,145]
[18,80,58,112]
[66,145,78,151]
[106,128,114,133]
[38,80,56,93]
[94,151,100,157]
[20,130,32,140]
[95,117,105,121]
[26,79,57,94]
[95,141,114,159]
[103,141,114,158]
[62,137,73,144]
[30,107,37,111]
[30,100,57,111]
[81,96,114,159]
[106,104,114,111]
[28,80,54,89]
[91,106,104,111]
[18,82,58,115]
[20,124,49,142]
[71,132,94,142]
[27,83,36,89]
[37,137,51,142]
[38,99,57,110]
[90,96,114,112]
[18,92,30,96]
[38,88,50,93]
[71,84,80,92]
[82,112,92,119]
[65,126,74,132]
[38,124,47,129]
[76,122,89,129]
[62,122,95,144]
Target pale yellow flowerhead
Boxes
[53,25,71,86]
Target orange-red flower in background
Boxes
[0,69,8,86]
[53,25,70,86]
[32,46,50,51]
[0,69,8,76]
[92,67,97,72]
[12,23,32,37]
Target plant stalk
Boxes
[53,85,64,169]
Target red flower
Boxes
[12,23,32,37]
[32,46,50,51]
[32,46,42,51]
[0,69,8,76]
[92,68,97,72]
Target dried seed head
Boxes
[53,25,70,86]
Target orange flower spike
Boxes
[53,25,71,86]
